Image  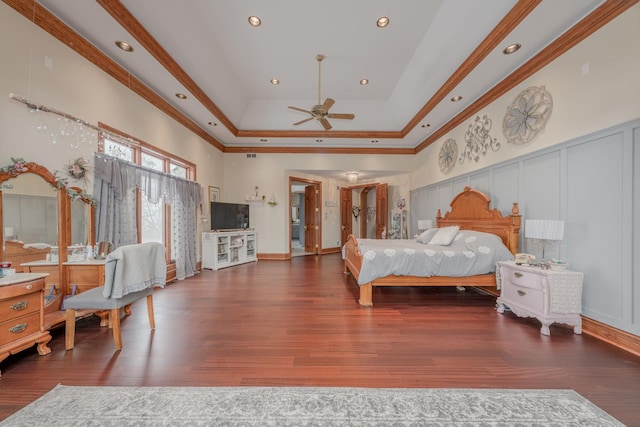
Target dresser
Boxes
[0,273,52,376]
[496,261,583,335]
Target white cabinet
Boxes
[202,231,257,270]
[496,261,583,335]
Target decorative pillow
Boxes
[416,228,439,244]
[428,226,459,246]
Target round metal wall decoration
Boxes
[438,138,458,174]
[502,86,553,145]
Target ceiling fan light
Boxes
[346,172,359,183]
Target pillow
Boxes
[416,228,438,244]
[428,226,459,246]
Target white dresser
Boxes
[496,261,583,335]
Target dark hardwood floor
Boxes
[1,253,639,425]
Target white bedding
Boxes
[347,230,514,285]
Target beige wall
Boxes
[2,3,638,258]
[412,4,640,189]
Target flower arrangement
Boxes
[0,157,29,174]
[65,157,90,180]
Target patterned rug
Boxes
[1,385,623,426]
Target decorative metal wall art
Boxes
[438,138,458,174]
[459,115,501,164]
[502,85,553,145]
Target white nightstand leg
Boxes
[540,321,552,336]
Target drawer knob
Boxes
[9,323,28,334]
[514,272,523,278]
[517,289,527,296]
[10,300,29,311]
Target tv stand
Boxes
[202,230,257,270]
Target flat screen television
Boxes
[210,202,250,231]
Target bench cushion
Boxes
[63,286,152,310]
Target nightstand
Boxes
[496,261,583,335]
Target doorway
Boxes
[289,177,321,258]
[340,183,388,244]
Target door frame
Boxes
[289,176,322,258]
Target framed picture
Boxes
[209,186,220,204]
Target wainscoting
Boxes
[411,118,640,339]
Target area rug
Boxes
[1,385,623,426]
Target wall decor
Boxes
[209,186,220,204]
[459,115,501,163]
[502,85,553,145]
[438,138,458,174]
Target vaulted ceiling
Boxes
[7,0,632,154]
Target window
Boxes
[99,126,196,260]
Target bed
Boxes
[343,187,521,306]
[3,240,52,265]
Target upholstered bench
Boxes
[64,285,155,350]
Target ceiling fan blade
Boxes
[327,113,355,120]
[288,106,313,114]
[319,118,332,130]
[292,117,314,126]
[322,98,335,111]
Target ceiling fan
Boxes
[288,54,355,130]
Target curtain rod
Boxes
[8,93,139,146]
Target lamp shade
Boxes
[417,220,434,230]
[524,219,564,241]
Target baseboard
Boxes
[582,317,640,357]
[321,247,341,254]
[257,253,289,260]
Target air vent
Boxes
[246,153,257,158]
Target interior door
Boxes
[375,183,388,238]
[340,187,352,245]
[304,185,318,253]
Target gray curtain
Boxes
[93,153,201,280]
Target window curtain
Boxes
[93,153,201,280]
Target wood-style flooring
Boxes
[1,253,639,425]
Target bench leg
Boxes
[146,294,155,329]
[65,309,76,350]
[111,308,122,350]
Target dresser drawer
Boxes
[504,269,545,291]
[0,291,41,323]
[0,311,41,345]
[503,279,544,313]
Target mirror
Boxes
[69,186,95,247]
[1,162,62,264]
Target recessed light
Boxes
[115,40,133,52]
[371,140,379,143]
[175,93,187,100]
[503,43,522,55]
[260,139,267,142]
[248,16,261,27]
[450,95,463,102]
[208,121,217,126]
[376,17,390,28]
[270,79,280,85]
[316,139,323,143]
[360,79,369,85]
[421,123,431,128]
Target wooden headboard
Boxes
[3,240,51,265]
[436,187,521,254]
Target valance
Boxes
[94,153,200,206]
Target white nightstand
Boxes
[496,261,583,335]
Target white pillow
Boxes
[428,226,459,246]
[416,228,438,244]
